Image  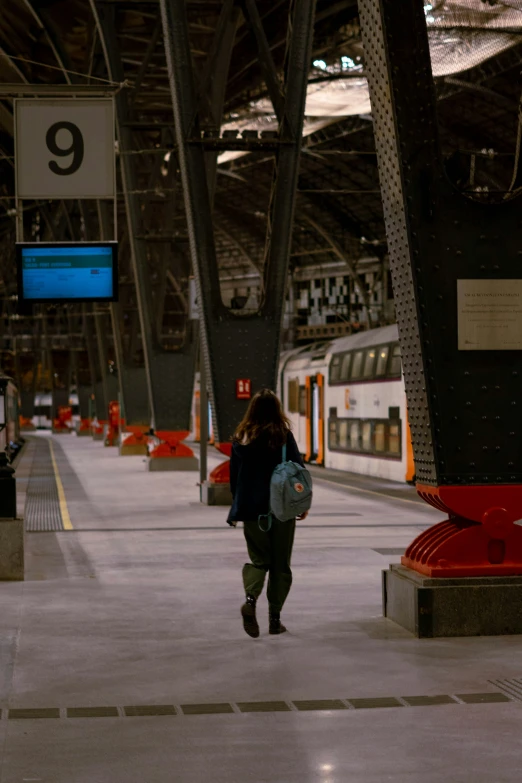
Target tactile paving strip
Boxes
[1,692,512,719]
[25,439,64,532]
[488,679,522,702]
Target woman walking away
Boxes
[227,388,309,638]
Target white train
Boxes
[190,324,413,483]
[278,325,414,483]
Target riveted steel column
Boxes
[160,0,317,443]
[91,3,199,462]
[359,0,522,589]
[83,308,106,421]
[91,3,160,429]
[97,201,150,431]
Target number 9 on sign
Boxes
[46,122,84,176]
[15,98,115,199]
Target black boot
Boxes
[241,594,259,638]
[269,610,287,635]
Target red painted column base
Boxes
[404,484,522,577]
[209,443,232,484]
[120,425,149,448]
[52,420,72,433]
[149,431,195,459]
[92,419,106,436]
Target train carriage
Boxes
[280,326,415,483]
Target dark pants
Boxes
[242,519,296,614]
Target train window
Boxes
[329,420,338,448]
[327,416,402,459]
[338,419,349,449]
[350,350,364,379]
[349,420,360,450]
[330,354,341,382]
[374,422,386,452]
[389,423,401,454]
[389,343,402,377]
[362,349,376,378]
[375,346,389,377]
[340,352,352,381]
[299,386,306,416]
[361,421,372,451]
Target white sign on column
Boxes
[15,99,115,199]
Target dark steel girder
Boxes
[359,0,522,487]
[160,0,317,443]
[91,1,197,433]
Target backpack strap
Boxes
[282,443,287,463]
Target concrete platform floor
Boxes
[1,432,522,781]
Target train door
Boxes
[305,374,325,465]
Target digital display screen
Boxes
[17,243,118,303]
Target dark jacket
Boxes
[227,431,304,525]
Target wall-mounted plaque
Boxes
[457,279,522,350]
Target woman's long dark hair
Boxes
[233,388,291,449]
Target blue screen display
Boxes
[21,245,114,301]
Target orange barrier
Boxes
[19,416,35,431]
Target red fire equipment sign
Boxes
[236,379,251,400]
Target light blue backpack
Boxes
[258,443,313,532]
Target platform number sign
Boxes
[15,99,115,199]
[236,379,251,400]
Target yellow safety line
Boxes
[48,440,73,530]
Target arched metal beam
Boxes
[20,0,72,84]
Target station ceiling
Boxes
[0,0,521,328]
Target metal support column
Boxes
[91,2,199,470]
[359,0,522,635]
[83,306,106,439]
[161,0,316,501]
[94,309,118,438]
